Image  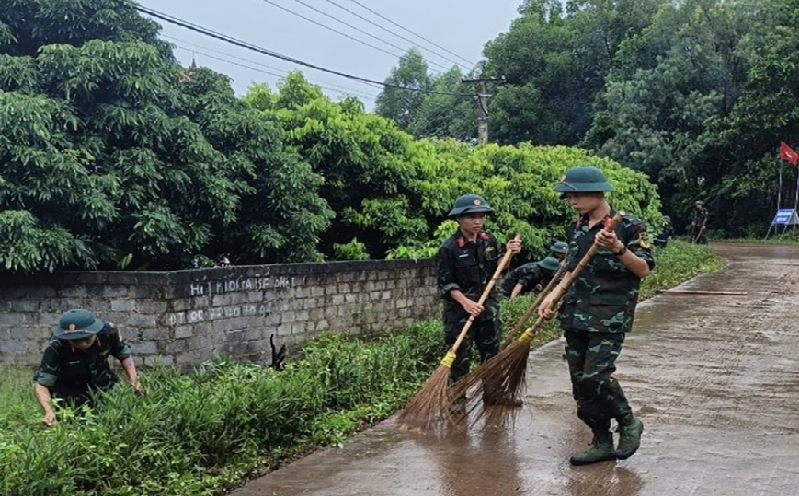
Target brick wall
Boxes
[0,259,438,367]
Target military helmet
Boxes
[662,215,671,223]
[695,200,704,206]
[448,194,493,218]
[52,309,105,341]
[553,165,615,193]
[538,257,561,273]
[549,241,569,255]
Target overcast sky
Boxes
[139,0,523,107]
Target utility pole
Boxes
[462,75,505,144]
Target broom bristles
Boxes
[447,341,532,426]
[397,364,454,430]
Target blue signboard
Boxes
[771,208,799,226]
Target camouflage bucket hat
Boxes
[538,256,561,273]
[553,165,615,193]
[448,194,493,218]
[52,309,105,341]
[549,241,569,254]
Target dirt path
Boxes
[231,243,799,496]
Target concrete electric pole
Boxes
[462,75,505,144]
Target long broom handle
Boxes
[442,234,520,366]
[502,262,567,348]
[516,212,625,345]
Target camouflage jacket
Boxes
[501,262,554,296]
[559,210,655,334]
[438,229,500,323]
[34,324,131,392]
[690,208,709,227]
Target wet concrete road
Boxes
[232,243,799,496]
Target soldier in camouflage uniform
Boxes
[500,241,567,297]
[690,200,709,244]
[438,194,521,407]
[539,166,654,466]
[503,256,561,299]
[33,309,142,426]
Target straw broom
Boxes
[397,234,520,430]
[450,213,625,422]
[501,262,566,349]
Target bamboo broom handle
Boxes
[442,234,520,366]
[516,212,625,345]
[503,262,567,348]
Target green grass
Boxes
[0,240,721,496]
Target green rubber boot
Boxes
[616,415,644,460]
[569,431,616,466]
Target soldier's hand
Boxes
[538,296,557,320]
[595,229,622,251]
[461,299,485,317]
[506,239,522,255]
[42,411,57,427]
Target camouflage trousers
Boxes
[564,330,632,432]
[444,317,500,383]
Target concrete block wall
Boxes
[0,259,438,367]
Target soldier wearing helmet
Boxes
[438,194,521,409]
[538,165,655,466]
[654,215,674,248]
[690,200,709,244]
[502,256,563,299]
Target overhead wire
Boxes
[284,0,448,72]
[258,0,410,67]
[321,0,469,71]
[133,5,474,97]
[163,35,379,100]
[343,0,476,67]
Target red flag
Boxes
[780,141,799,166]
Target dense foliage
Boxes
[377,0,799,237]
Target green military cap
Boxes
[549,241,569,254]
[662,215,671,222]
[695,200,704,206]
[553,165,615,193]
[448,194,494,218]
[52,309,105,341]
[538,257,561,273]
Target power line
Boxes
[344,0,476,67]
[322,0,468,71]
[163,35,379,100]
[134,5,473,97]
[286,0,448,72]
[258,0,409,66]
[173,45,377,101]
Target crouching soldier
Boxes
[438,194,521,410]
[504,256,562,299]
[34,309,142,426]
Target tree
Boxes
[0,0,332,271]
[374,48,432,132]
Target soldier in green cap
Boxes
[33,309,142,426]
[538,165,655,466]
[690,201,709,244]
[550,241,569,261]
[503,256,562,299]
[438,194,521,408]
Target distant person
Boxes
[505,256,562,299]
[654,215,675,248]
[549,241,569,261]
[690,201,709,244]
[33,309,142,426]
